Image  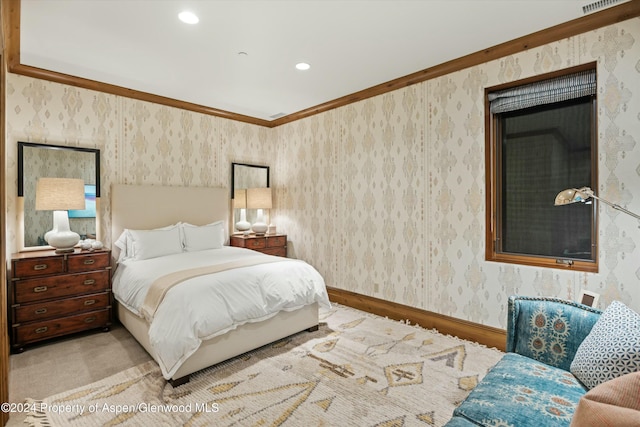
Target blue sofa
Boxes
[445,295,602,427]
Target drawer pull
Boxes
[35,326,48,334]
[83,279,96,285]
[34,308,48,315]
[33,286,48,293]
[33,264,48,271]
[83,259,96,265]
[84,316,97,323]
[84,299,96,306]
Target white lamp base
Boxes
[235,209,251,235]
[236,221,251,233]
[252,222,268,235]
[252,208,268,235]
[45,210,80,253]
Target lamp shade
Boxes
[234,189,247,209]
[554,187,594,206]
[555,186,640,221]
[247,187,272,209]
[36,178,86,211]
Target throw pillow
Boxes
[570,372,640,427]
[570,301,640,389]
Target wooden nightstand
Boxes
[9,249,112,352]
[230,234,287,257]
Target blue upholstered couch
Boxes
[445,295,602,427]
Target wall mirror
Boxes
[231,162,270,229]
[18,141,101,251]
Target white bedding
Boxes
[112,246,330,379]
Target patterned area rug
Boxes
[25,304,503,426]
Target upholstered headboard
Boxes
[111,184,230,262]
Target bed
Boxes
[110,184,330,386]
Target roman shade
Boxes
[489,69,596,114]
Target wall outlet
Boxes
[578,289,600,308]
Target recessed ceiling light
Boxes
[178,11,199,24]
[295,62,311,71]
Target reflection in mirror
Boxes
[18,142,100,250]
[231,162,269,231]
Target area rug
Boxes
[25,304,503,426]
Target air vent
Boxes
[269,112,286,119]
[582,0,624,14]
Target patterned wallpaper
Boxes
[4,19,639,329]
[273,18,640,328]
[4,78,276,252]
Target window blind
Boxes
[488,69,596,114]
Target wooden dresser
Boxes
[230,234,287,257]
[9,249,112,352]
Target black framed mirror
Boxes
[18,141,101,250]
[231,162,270,199]
[231,162,270,228]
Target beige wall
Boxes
[272,18,640,328]
[4,78,276,251]
[5,18,640,329]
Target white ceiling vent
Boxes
[582,0,625,14]
[269,112,287,120]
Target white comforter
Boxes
[112,246,330,379]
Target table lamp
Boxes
[234,189,251,235]
[35,177,86,253]
[247,187,272,235]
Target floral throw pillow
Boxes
[570,301,640,389]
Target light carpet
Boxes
[25,304,503,426]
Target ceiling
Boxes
[19,0,615,122]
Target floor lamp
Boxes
[554,187,640,221]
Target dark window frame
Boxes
[485,63,599,273]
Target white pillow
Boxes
[114,230,134,262]
[115,223,181,262]
[129,226,183,261]
[182,221,224,252]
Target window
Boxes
[486,65,598,272]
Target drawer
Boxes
[12,257,65,279]
[14,270,110,304]
[67,252,110,273]
[261,247,287,257]
[13,292,110,323]
[14,309,110,344]
[266,236,286,248]
[245,238,266,250]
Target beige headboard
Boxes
[111,184,230,261]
